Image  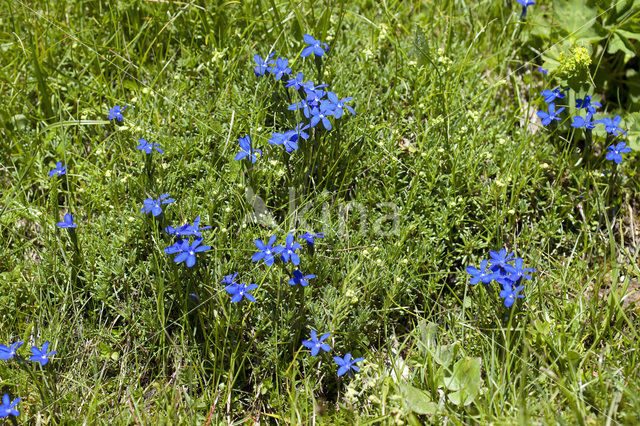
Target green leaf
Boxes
[416,320,438,357]
[553,0,602,42]
[399,383,438,415]
[444,357,483,406]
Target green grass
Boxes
[1,0,639,423]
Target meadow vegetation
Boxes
[1,0,639,423]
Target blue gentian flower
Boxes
[225,283,259,303]
[302,80,328,91]
[30,341,57,366]
[289,269,316,287]
[57,213,77,229]
[108,105,128,121]
[168,216,212,237]
[171,238,211,267]
[466,260,498,285]
[540,87,564,104]
[235,135,262,164]
[489,249,515,271]
[333,353,364,376]
[288,99,313,118]
[499,282,525,307]
[571,113,597,130]
[537,66,548,74]
[48,161,67,177]
[594,116,626,136]
[269,125,310,153]
[254,52,275,77]
[605,142,632,164]
[269,57,292,81]
[0,341,23,360]
[498,258,536,284]
[302,330,331,356]
[0,394,20,418]
[189,293,199,303]
[309,106,333,130]
[300,232,323,246]
[323,92,355,119]
[252,235,284,267]
[136,138,164,154]
[269,131,299,153]
[301,34,329,57]
[575,95,601,115]
[516,0,535,18]
[305,88,326,107]
[286,72,305,90]
[221,272,239,285]
[281,233,302,265]
[164,239,190,255]
[537,103,564,126]
[141,194,175,216]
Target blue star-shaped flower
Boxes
[0,341,23,360]
[0,394,20,418]
[30,341,57,366]
[166,216,212,237]
[235,135,262,164]
[48,161,67,177]
[466,260,498,285]
[288,99,313,119]
[537,103,564,126]
[322,92,355,119]
[289,269,316,287]
[286,72,305,90]
[225,283,259,303]
[281,233,303,265]
[108,105,128,121]
[594,116,626,136]
[571,113,597,130]
[333,353,364,376]
[169,238,211,267]
[254,52,275,77]
[500,282,525,307]
[302,330,331,356]
[536,66,548,74]
[252,235,284,267]
[141,194,175,216]
[575,95,601,115]
[269,57,292,81]
[301,34,329,57]
[164,239,190,255]
[302,80,328,92]
[136,138,164,154]
[488,249,515,271]
[309,106,333,130]
[221,272,239,285]
[540,87,564,104]
[605,142,632,164]
[269,125,310,153]
[497,257,536,284]
[299,232,323,246]
[57,213,77,229]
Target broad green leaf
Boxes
[553,0,603,42]
[444,357,483,406]
[399,383,438,415]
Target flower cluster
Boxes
[222,231,360,375]
[536,84,633,164]
[163,216,212,268]
[0,340,58,419]
[466,249,536,308]
[237,35,355,162]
